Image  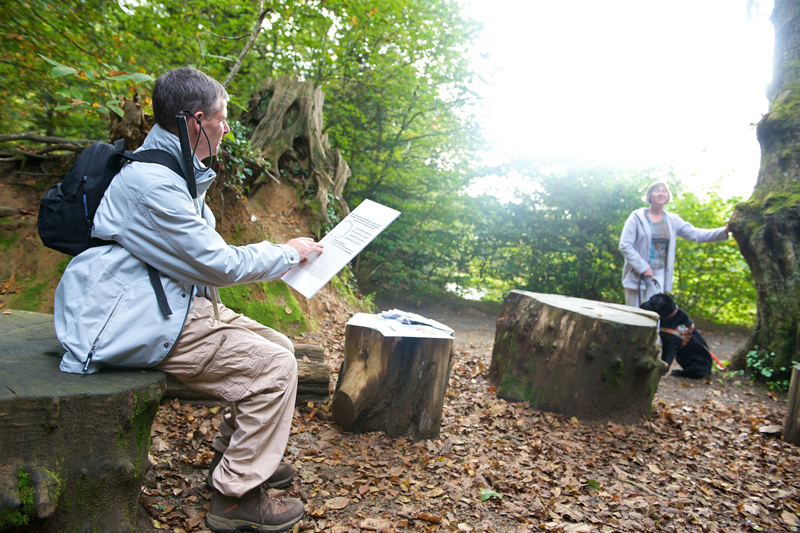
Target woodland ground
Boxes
[137,296,799,533]
[1,161,794,532]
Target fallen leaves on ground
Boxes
[139,319,800,533]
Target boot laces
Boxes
[261,492,290,516]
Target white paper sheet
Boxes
[281,199,400,299]
[346,313,453,339]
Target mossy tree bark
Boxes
[488,291,667,425]
[730,0,800,371]
[240,75,351,227]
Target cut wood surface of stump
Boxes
[331,313,454,439]
[488,291,666,425]
[0,310,165,532]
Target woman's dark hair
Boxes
[152,67,228,133]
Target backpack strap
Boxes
[146,264,173,316]
[119,147,194,318]
[124,149,187,182]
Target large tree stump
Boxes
[240,75,351,223]
[488,291,667,425]
[0,311,165,532]
[163,342,331,404]
[331,314,454,439]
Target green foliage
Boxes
[465,162,653,302]
[669,185,755,325]
[478,488,502,501]
[39,54,155,118]
[1,0,139,136]
[219,281,308,335]
[2,0,758,327]
[219,120,269,197]
[746,346,798,391]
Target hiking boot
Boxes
[206,487,304,533]
[206,451,295,491]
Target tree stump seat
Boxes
[488,291,667,425]
[331,313,454,440]
[0,310,165,533]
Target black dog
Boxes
[640,293,713,379]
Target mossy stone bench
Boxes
[0,310,165,533]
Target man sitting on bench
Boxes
[54,66,322,532]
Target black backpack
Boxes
[38,138,186,256]
[38,138,191,317]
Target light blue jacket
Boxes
[618,207,728,293]
[55,125,300,373]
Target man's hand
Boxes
[642,268,654,281]
[287,237,324,262]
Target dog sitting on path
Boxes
[640,293,713,379]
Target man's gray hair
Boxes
[152,67,228,133]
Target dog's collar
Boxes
[665,308,678,319]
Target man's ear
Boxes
[187,111,203,137]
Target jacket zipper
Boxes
[154,285,195,367]
[82,293,124,372]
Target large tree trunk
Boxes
[488,291,666,425]
[730,0,800,372]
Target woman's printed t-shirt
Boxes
[646,215,669,269]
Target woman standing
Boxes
[619,181,729,308]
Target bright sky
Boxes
[463,0,775,199]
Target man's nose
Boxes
[224,120,230,134]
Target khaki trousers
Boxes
[156,297,298,498]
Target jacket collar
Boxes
[138,124,217,196]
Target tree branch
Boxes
[222,1,271,88]
[0,133,98,146]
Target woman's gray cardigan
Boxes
[618,207,728,293]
